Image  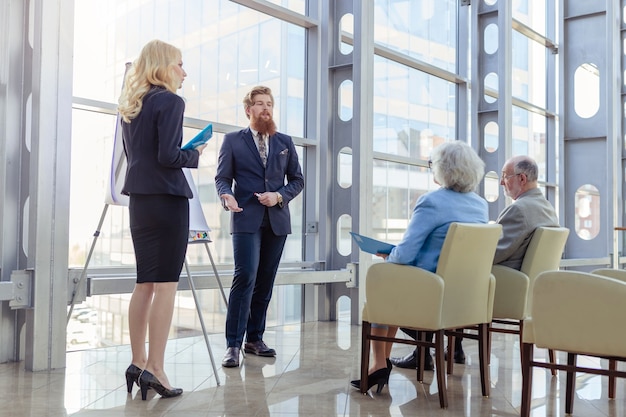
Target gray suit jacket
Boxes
[493,188,559,270]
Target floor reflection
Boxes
[1,321,625,416]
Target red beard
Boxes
[250,112,277,136]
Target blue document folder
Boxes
[350,232,396,255]
[182,123,213,150]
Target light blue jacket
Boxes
[387,188,488,272]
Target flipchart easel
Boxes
[67,63,227,385]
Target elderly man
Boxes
[493,155,559,269]
[391,155,559,371]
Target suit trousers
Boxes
[226,212,287,348]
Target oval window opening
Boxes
[339,14,354,55]
[575,184,600,240]
[339,79,353,121]
[337,147,352,188]
[484,121,499,152]
[484,171,499,202]
[484,72,498,104]
[337,214,352,256]
[574,63,600,119]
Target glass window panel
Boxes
[265,0,305,15]
[513,0,547,37]
[374,0,457,73]
[512,106,548,181]
[73,0,305,137]
[373,56,456,160]
[512,31,546,108]
[372,160,437,245]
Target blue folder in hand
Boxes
[350,232,396,255]
[182,123,213,150]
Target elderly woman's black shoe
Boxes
[125,364,142,393]
[139,370,182,400]
[350,367,391,393]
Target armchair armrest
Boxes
[363,263,444,329]
[491,264,529,320]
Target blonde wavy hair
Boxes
[431,141,485,193]
[118,40,182,122]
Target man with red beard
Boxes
[216,86,304,368]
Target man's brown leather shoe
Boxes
[244,340,276,357]
[222,347,240,367]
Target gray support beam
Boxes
[22,0,74,370]
[561,1,615,269]
[301,0,323,323]
[352,0,375,325]
[472,0,513,219]
[0,0,29,365]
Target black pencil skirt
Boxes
[128,194,189,283]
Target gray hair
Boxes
[512,156,539,182]
[431,141,485,193]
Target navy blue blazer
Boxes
[215,127,304,235]
[121,87,199,198]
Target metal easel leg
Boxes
[184,259,221,386]
[203,242,228,307]
[67,204,109,324]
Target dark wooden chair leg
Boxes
[609,359,617,399]
[434,330,448,408]
[565,353,576,414]
[478,323,490,397]
[518,320,524,358]
[359,321,372,394]
[548,349,557,376]
[520,342,534,417]
[447,333,454,375]
[417,331,425,382]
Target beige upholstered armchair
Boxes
[489,226,569,371]
[521,270,626,416]
[359,223,502,408]
[590,267,626,397]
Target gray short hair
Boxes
[431,141,485,193]
[513,157,539,182]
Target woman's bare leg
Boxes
[144,281,178,389]
[128,283,154,369]
[369,326,398,373]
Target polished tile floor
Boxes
[1,321,625,416]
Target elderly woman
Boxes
[351,140,488,393]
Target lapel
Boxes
[243,128,265,167]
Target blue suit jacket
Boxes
[215,127,304,235]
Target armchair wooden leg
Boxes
[434,330,448,408]
[360,321,372,394]
[446,334,454,375]
[417,331,425,383]
[565,353,576,414]
[478,323,490,397]
[520,342,534,417]
[548,349,557,376]
[609,359,617,399]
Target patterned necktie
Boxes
[258,134,267,167]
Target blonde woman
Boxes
[118,40,206,400]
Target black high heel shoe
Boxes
[139,370,183,400]
[351,366,391,393]
[125,364,142,393]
